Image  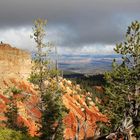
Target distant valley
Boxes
[58,54,122,74]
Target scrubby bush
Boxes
[0,127,39,140]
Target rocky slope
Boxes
[0,78,107,139]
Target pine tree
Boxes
[98,21,140,139]
[4,87,28,134]
[29,18,67,140]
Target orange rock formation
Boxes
[0,78,107,139]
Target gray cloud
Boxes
[0,0,140,51]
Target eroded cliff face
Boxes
[0,44,31,83]
[0,78,107,139]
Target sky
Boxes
[0,0,140,55]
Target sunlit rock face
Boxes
[61,78,108,139]
[0,43,31,82]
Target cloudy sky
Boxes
[0,0,140,55]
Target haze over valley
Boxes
[58,54,122,74]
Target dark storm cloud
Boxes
[0,0,140,47]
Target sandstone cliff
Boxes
[0,44,31,84]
